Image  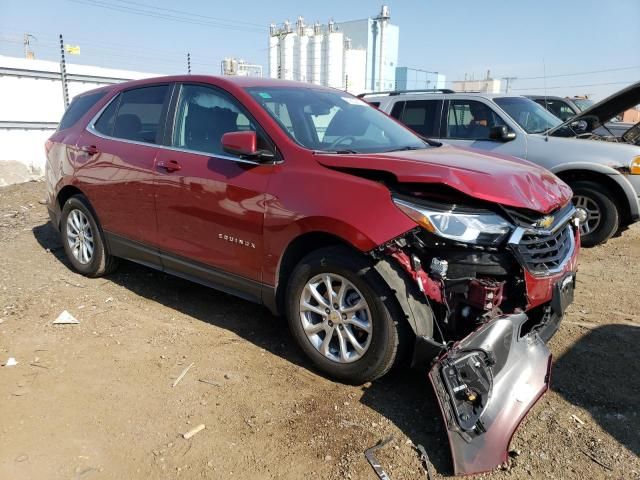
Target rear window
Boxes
[58,91,106,130]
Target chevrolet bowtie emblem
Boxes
[537,215,555,229]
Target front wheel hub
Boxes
[573,194,601,236]
[299,273,372,363]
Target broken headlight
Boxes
[393,198,513,246]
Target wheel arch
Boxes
[553,168,632,225]
[55,185,86,228]
[273,231,356,315]
[272,230,434,345]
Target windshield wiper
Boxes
[384,146,423,152]
[315,149,360,154]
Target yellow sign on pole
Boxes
[65,45,81,55]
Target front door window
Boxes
[445,100,507,140]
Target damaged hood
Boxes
[314,145,572,214]
[548,81,640,135]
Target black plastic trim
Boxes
[104,232,268,306]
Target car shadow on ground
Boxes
[552,323,640,457]
[32,221,453,474]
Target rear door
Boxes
[153,83,275,296]
[77,84,172,258]
[440,99,526,157]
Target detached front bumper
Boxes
[428,313,552,476]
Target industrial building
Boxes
[221,58,263,77]
[268,6,399,94]
[395,67,446,91]
[337,6,399,92]
[453,73,502,93]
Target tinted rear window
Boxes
[94,94,121,137]
[58,91,106,130]
[109,85,169,144]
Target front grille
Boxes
[516,225,574,274]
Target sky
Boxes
[1,0,639,100]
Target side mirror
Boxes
[222,131,257,156]
[222,131,275,161]
[489,125,516,142]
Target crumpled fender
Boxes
[428,313,551,476]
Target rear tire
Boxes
[570,180,619,247]
[60,194,118,277]
[286,246,406,384]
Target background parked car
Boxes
[363,88,640,246]
[526,94,632,137]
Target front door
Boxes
[153,83,274,292]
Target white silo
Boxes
[293,16,309,82]
[268,23,279,78]
[323,19,344,89]
[280,20,295,81]
[309,21,324,85]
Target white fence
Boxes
[0,55,159,185]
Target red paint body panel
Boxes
[75,131,159,245]
[314,145,573,214]
[153,148,271,281]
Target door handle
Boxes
[157,160,181,173]
[80,145,99,155]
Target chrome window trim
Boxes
[85,88,273,167]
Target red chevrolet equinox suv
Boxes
[46,76,579,474]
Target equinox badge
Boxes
[218,233,256,249]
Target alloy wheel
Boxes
[573,194,602,236]
[299,273,372,363]
[66,209,94,265]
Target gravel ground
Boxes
[0,180,638,480]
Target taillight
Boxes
[45,139,54,154]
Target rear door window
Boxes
[389,100,442,137]
[58,91,106,130]
[93,94,120,136]
[97,85,170,144]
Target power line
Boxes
[511,80,637,91]
[68,0,266,33]
[110,0,267,28]
[513,65,640,81]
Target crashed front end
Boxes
[374,192,580,475]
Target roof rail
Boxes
[357,88,455,98]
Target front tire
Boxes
[60,194,118,277]
[286,246,405,384]
[570,180,619,247]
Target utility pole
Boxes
[23,33,36,59]
[187,53,191,74]
[502,76,517,93]
[59,34,69,108]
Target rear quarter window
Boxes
[58,91,107,131]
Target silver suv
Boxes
[363,87,640,246]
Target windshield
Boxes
[246,87,428,153]
[494,97,563,134]
[571,98,594,111]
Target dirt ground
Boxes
[1,180,638,480]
